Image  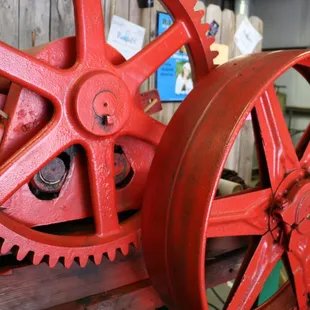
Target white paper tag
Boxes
[107,15,146,60]
[234,17,262,55]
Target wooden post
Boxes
[0,0,19,48]
[250,16,263,53]
[114,0,130,20]
[19,0,50,49]
[205,4,222,44]
[148,1,180,125]
[129,0,151,92]
[233,14,247,58]
[50,0,75,41]
[232,15,264,183]
[237,119,255,184]
[237,16,263,183]
[220,9,235,60]
[104,0,113,37]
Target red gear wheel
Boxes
[0,0,217,268]
[142,50,310,309]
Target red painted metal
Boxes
[142,50,310,309]
[0,0,216,268]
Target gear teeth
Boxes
[16,248,28,261]
[211,50,219,60]
[1,240,13,254]
[182,0,196,7]
[78,255,88,268]
[204,36,216,51]
[120,244,129,256]
[206,36,216,45]
[195,10,205,21]
[93,253,103,265]
[200,23,211,35]
[132,239,140,249]
[48,255,59,268]
[32,253,44,265]
[64,255,75,269]
[107,249,116,261]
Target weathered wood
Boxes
[19,0,50,49]
[205,4,222,44]
[48,280,163,310]
[154,103,180,125]
[50,1,108,40]
[149,0,165,92]
[237,119,255,184]
[129,0,150,42]
[50,0,75,41]
[104,0,114,36]
[129,0,151,92]
[229,14,251,175]
[0,0,19,47]
[150,2,180,124]
[0,249,147,310]
[220,9,235,59]
[233,14,247,58]
[114,0,129,20]
[249,16,263,53]
[232,16,262,180]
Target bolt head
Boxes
[39,157,66,185]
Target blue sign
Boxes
[156,13,193,102]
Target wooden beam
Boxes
[47,280,163,310]
[0,249,147,309]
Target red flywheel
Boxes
[142,50,310,309]
[0,0,217,268]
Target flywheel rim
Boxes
[142,50,310,309]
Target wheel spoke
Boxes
[208,189,271,238]
[224,233,283,310]
[301,143,310,171]
[255,85,299,192]
[74,0,106,66]
[116,137,156,211]
[120,107,165,146]
[0,42,67,103]
[286,232,310,309]
[118,21,191,92]
[86,138,120,236]
[0,121,72,205]
[297,124,310,169]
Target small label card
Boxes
[107,15,146,60]
[234,17,262,55]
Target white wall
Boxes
[251,0,310,49]
[251,0,310,145]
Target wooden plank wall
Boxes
[0,1,263,181]
[0,0,19,48]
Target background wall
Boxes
[251,0,310,140]
[0,0,141,49]
[251,0,310,49]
